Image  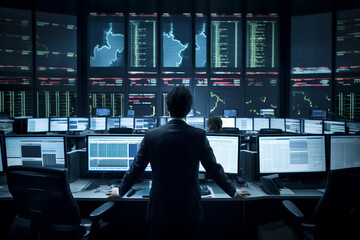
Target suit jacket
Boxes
[118,119,236,224]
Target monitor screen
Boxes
[270,118,285,131]
[346,122,360,134]
[285,119,301,133]
[95,108,111,117]
[253,118,269,131]
[5,136,66,169]
[331,135,360,170]
[224,109,237,117]
[221,117,236,128]
[0,142,3,172]
[200,135,239,174]
[260,109,275,116]
[186,117,204,129]
[236,118,253,131]
[106,117,120,130]
[324,121,345,134]
[69,117,89,131]
[27,118,49,133]
[87,135,151,171]
[304,119,323,134]
[258,135,326,174]
[311,109,327,119]
[90,117,106,131]
[50,118,68,132]
[134,118,157,130]
[159,117,168,126]
[119,117,134,128]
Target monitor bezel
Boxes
[134,117,158,130]
[90,117,107,131]
[323,120,346,134]
[257,134,327,176]
[285,118,301,134]
[4,134,67,170]
[303,119,324,134]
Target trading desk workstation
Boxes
[0,115,359,239]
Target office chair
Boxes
[7,166,114,240]
[282,167,360,240]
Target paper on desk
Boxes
[279,188,295,195]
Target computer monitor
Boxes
[95,108,111,117]
[27,118,49,133]
[68,117,89,131]
[90,117,106,131]
[346,121,360,134]
[134,118,158,130]
[310,109,327,119]
[221,117,236,128]
[324,121,345,134]
[304,119,323,134]
[260,109,275,116]
[159,117,168,126]
[270,118,285,131]
[199,135,239,174]
[0,140,3,172]
[236,118,253,131]
[330,135,360,170]
[253,118,270,131]
[107,117,120,131]
[285,119,301,133]
[186,117,205,129]
[5,136,66,169]
[50,118,68,132]
[127,109,135,117]
[87,135,151,171]
[224,109,237,117]
[120,117,134,129]
[258,135,326,174]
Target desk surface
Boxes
[0,178,324,201]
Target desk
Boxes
[0,179,324,240]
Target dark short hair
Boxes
[207,115,222,132]
[166,86,192,118]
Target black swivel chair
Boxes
[282,167,360,240]
[109,127,133,134]
[259,128,283,134]
[7,166,114,240]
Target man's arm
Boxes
[200,135,250,198]
[106,137,149,197]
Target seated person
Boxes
[207,115,222,133]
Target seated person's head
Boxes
[166,86,192,118]
[207,115,222,132]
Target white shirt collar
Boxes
[169,117,186,122]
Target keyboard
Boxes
[82,180,100,191]
[200,185,211,196]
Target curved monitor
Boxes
[258,135,326,174]
[87,135,151,172]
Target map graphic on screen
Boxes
[196,15,207,68]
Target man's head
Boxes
[207,115,222,132]
[166,86,192,118]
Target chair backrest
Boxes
[313,167,360,239]
[7,166,82,238]
[221,127,239,134]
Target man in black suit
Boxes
[107,86,250,240]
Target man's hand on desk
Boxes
[234,189,251,198]
[106,187,120,198]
